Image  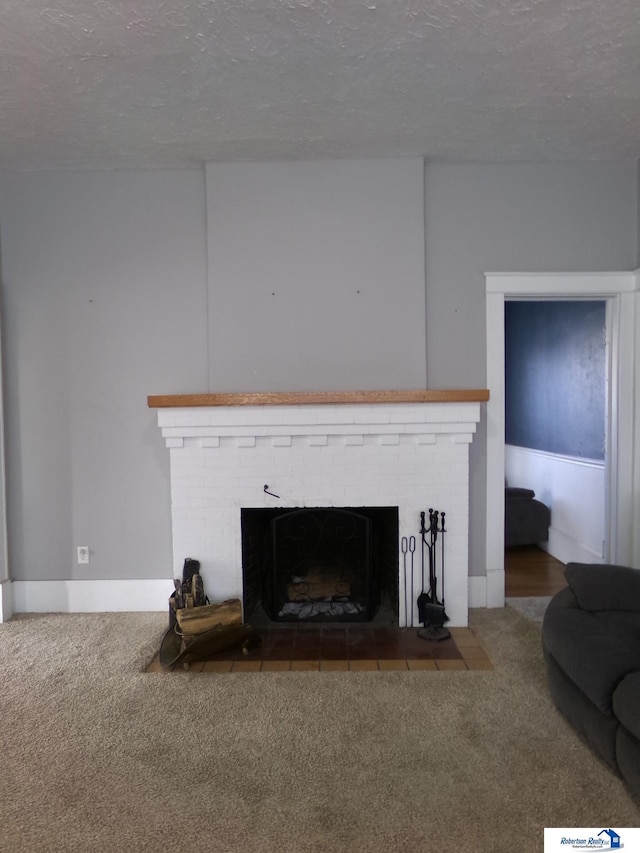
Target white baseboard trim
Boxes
[11,579,171,614]
[542,527,604,566]
[468,571,505,609]
[11,576,498,619]
[468,575,487,608]
[0,580,13,622]
[486,569,506,608]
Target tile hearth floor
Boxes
[147,625,493,673]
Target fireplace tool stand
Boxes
[417,509,450,641]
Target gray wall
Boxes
[206,159,427,392]
[424,161,638,576]
[0,161,637,584]
[638,165,640,269]
[0,170,208,581]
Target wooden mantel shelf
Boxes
[148,389,489,408]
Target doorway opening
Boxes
[485,272,637,609]
[504,299,607,566]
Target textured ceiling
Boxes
[0,0,639,170]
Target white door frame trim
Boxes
[485,271,639,607]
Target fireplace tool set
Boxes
[401,509,450,641]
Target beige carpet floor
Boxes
[506,596,552,624]
[0,605,637,853]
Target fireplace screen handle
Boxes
[263,484,280,499]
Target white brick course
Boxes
[157,402,481,627]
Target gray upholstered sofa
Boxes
[505,487,551,548]
[542,562,640,798]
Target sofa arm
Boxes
[542,604,639,715]
[565,563,640,614]
[613,672,640,741]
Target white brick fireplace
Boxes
[151,391,486,627]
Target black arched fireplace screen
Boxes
[242,506,398,622]
[274,508,371,621]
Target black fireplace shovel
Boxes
[417,510,450,641]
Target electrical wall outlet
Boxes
[77,546,90,565]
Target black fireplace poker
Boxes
[417,509,450,642]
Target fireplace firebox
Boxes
[242,506,398,623]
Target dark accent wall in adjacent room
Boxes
[505,300,606,460]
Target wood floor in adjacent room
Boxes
[505,545,567,597]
